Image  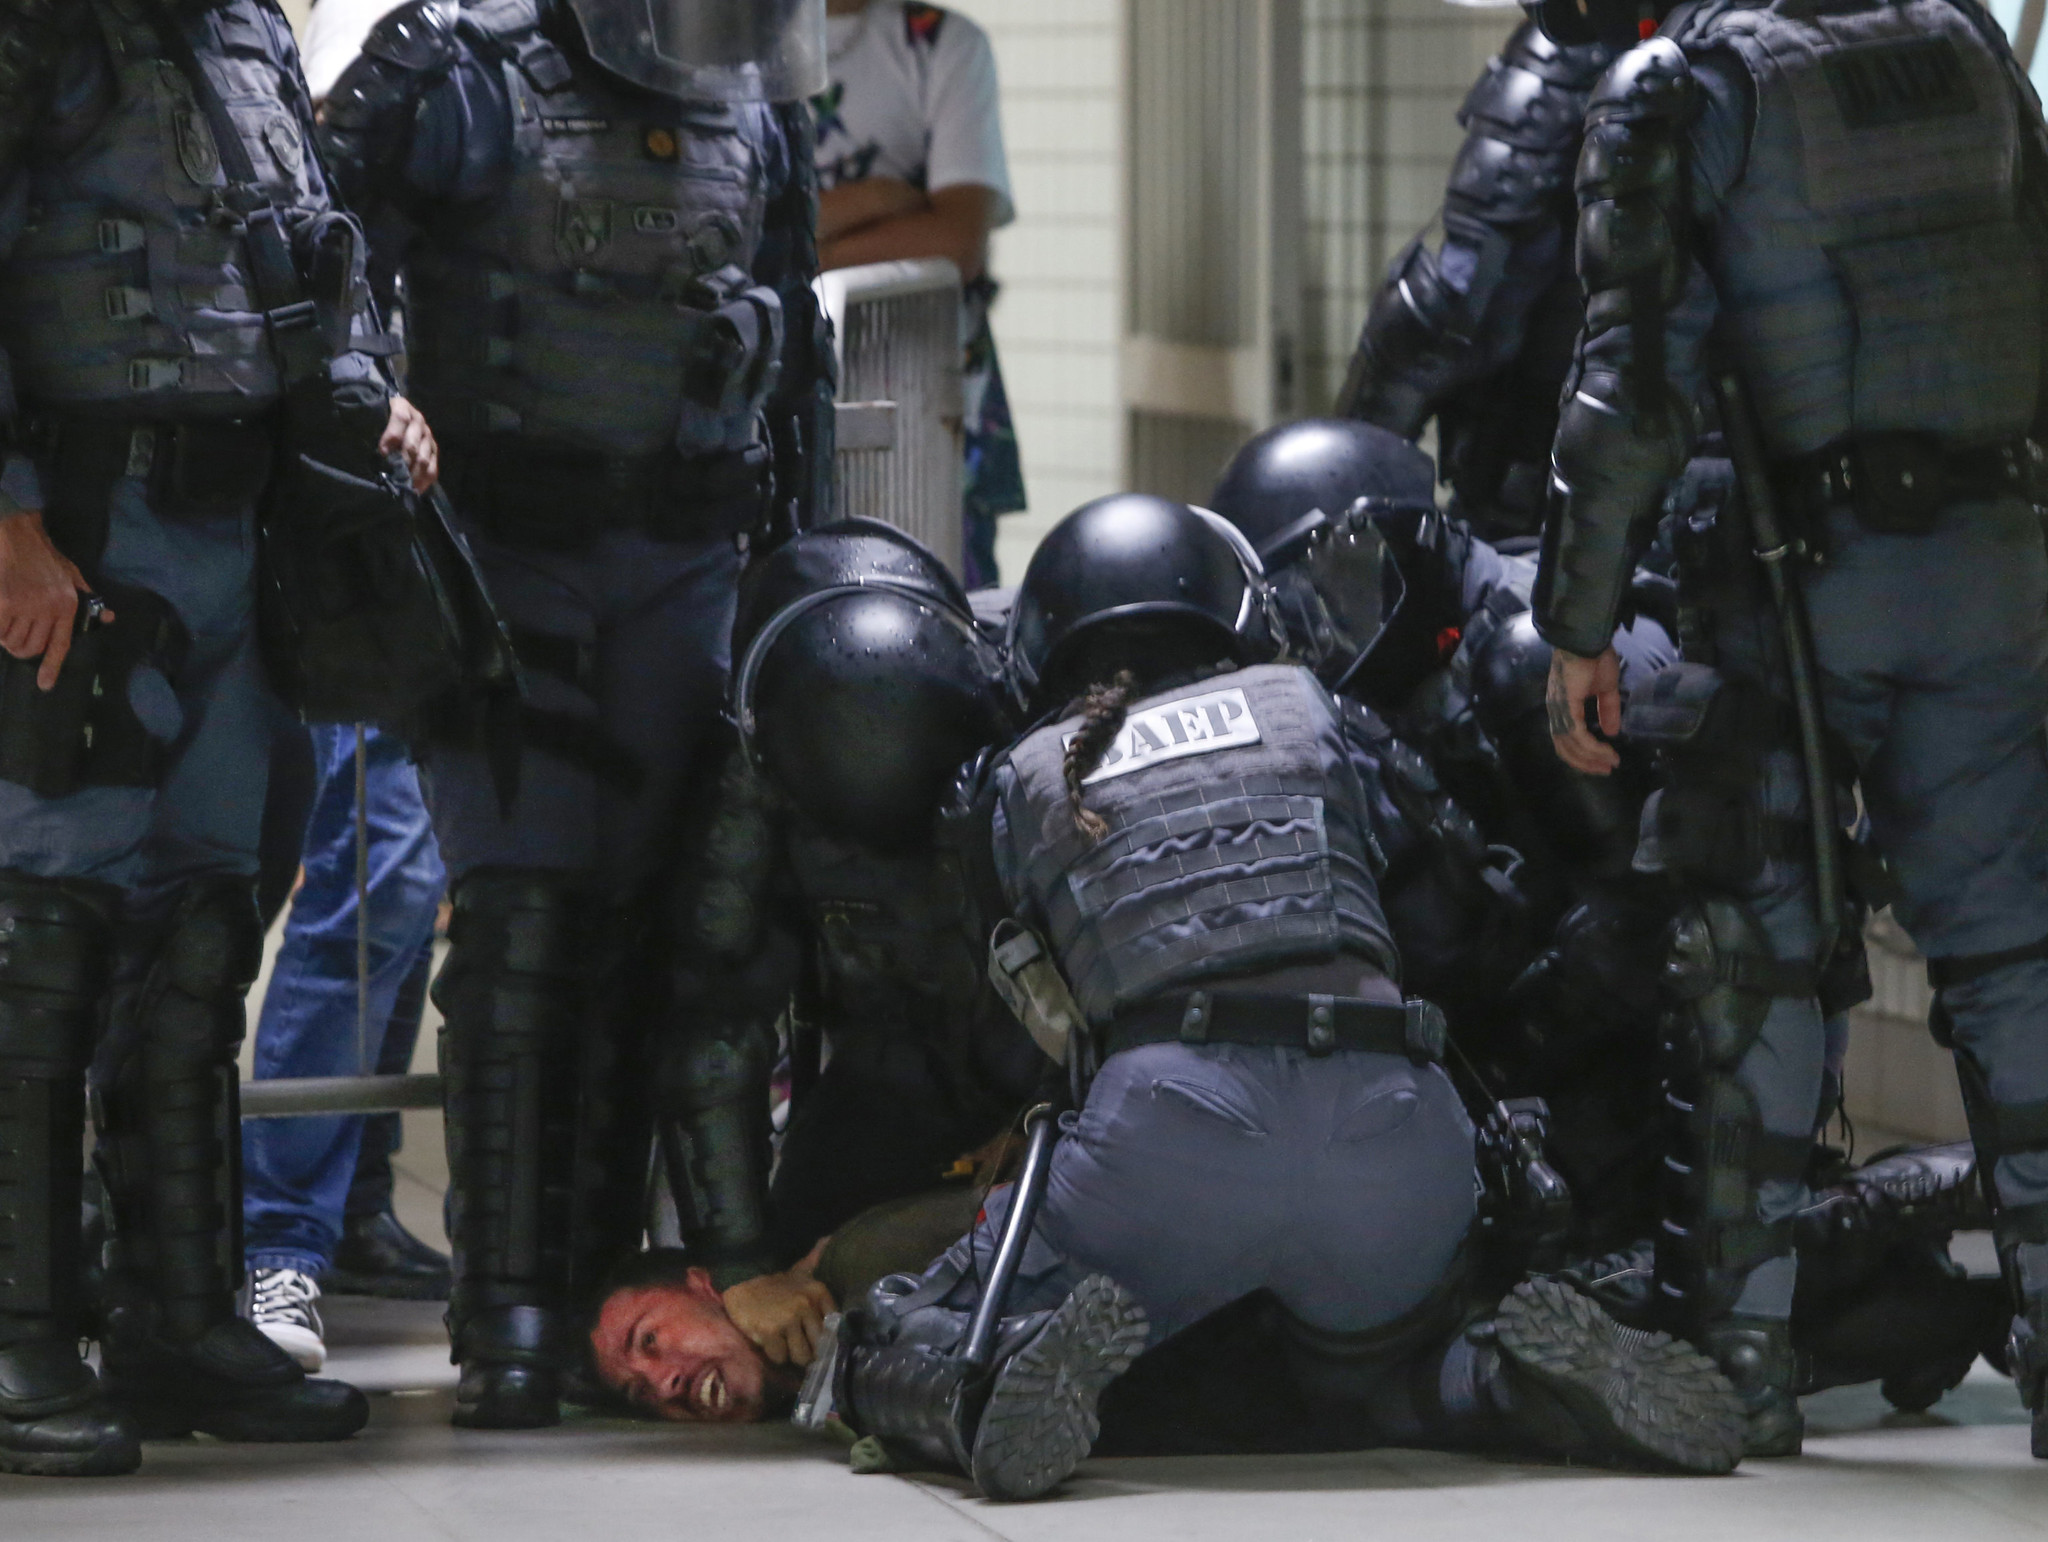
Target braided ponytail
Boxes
[1061,671,1136,842]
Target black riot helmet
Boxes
[1208,421,1438,690]
[733,518,973,663]
[735,526,1008,852]
[564,0,827,101]
[1210,420,1436,568]
[1007,494,1277,712]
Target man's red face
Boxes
[591,1271,767,1423]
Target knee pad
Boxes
[435,868,587,1041]
[1664,894,1815,1072]
[154,878,263,1011]
[0,870,120,1074]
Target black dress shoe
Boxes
[0,1340,141,1478]
[322,1209,453,1302]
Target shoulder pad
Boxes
[1590,37,1695,119]
[460,0,574,91]
[362,0,459,72]
[1500,19,1617,85]
[1458,54,1593,150]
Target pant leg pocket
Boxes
[1149,1075,1269,1139]
[1331,1077,1421,1145]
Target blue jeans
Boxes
[242,725,446,1276]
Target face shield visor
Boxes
[1269,499,1393,681]
[566,0,829,102]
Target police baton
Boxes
[1714,367,1844,965]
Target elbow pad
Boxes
[1337,233,1473,434]
[1533,40,1698,659]
[316,0,460,204]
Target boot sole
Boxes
[1495,1278,1747,1476]
[0,1434,143,1478]
[969,1276,1149,1502]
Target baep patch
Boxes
[1066,687,1260,786]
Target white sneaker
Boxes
[249,1267,328,1372]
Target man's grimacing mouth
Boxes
[694,1364,730,1415]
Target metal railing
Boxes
[819,258,966,576]
[240,1073,444,1119]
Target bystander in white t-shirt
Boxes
[815,2,1026,582]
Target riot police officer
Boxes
[1532,0,2048,1457]
[0,0,444,1476]
[793,494,1749,1500]
[1210,420,2009,1411]
[1335,19,1615,541]
[661,518,1038,1285]
[318,0,836,1428]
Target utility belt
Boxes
[1774,433,2044,538]
[18,408,278,564]
[441,436,768,552]
[1103,989,1448,1065]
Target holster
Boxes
[260,375,520,740]
[0,582,188,800]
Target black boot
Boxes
[799,1275,1149,1502]
[437,872,585,1430]
[0,873,139,1477]
[94,879,367,1443]
[322,1209,452,1302]
[1483,1278,1747,1474]
[1696,1315,1802,1457]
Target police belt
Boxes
[19,409,278,558]
[1774,433,2044,536]
[441,436,766,550]
[1104,989,1448,1064]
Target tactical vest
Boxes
[1001,664,1398,1026]
[0,0,327,412]
[1686,0,2042,455]
[404,3,778,458]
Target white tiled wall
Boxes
[947,0,1126,582]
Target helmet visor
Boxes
[1293,502,1389,670]
[568,0,828,101]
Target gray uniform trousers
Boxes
[887,1041,1477,1350]
[0,479,276,905]
[1706,495,2048,1317]
[418,519,742,894]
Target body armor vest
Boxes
[1001,664,1398,1026]
[0,0,327,413]
[1690,0,2042,455]
[404,6,778,457]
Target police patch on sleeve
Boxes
[1066,687,1260,785]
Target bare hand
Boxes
[380,395,439,493]
[0,511,109,691]
[1547,645,1623,776]
[722,1253,836,1368]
